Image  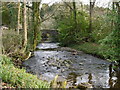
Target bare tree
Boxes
[63,1,73,11]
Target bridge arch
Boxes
[41,29,59,42]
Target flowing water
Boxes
[23,42,120,88]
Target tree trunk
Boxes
[72,0,78,38]
[17,0,20,35]
[118,5,120,67]
[23,0,27,49]
[89,0,96,33]
[113,2,115,10]
[0,27,2,55]
[0,2,2,55]
[28,4,30,30]
[32,2,41,50]
[111,2,115,30]
[89,1,92,33]
[73,0,77,24]
[115,2,120,66]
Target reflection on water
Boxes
[23,43,120,88]
[113,72,120,88]
[88,73,92,84]
[108,64,120,89]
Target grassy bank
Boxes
[0,55,50,88]
[69,42,105,59]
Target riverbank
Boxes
[69,42,105,59]
[0,55,50,88]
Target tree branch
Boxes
[41,5,61,23]
[62,0,74,11]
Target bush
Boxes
[92,10,116,42]
[56,11,89,46]
[100,29,120,62]
[99,11,120,62]
[2,3,18,29]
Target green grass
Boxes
[69,42,105,59]
[0,55,50,88]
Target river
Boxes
[23,42,120,88]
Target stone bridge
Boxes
[41,29,58,42]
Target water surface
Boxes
[23,43,120,88]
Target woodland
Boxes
[0,0,120,89]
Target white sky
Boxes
[41,0,118,7]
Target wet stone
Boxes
[79,63,83,65]
[23,42,115,88]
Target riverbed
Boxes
[23,42,120,88]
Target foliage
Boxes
[56,11,89,46]
[40,4,53,19]
[2,30,22,54]
[99,10,120,62]
[92,10,116,42]
[0,55,50,88]
[2,3,18,29]
[0,55,13,65]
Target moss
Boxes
[0,55,50,88]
